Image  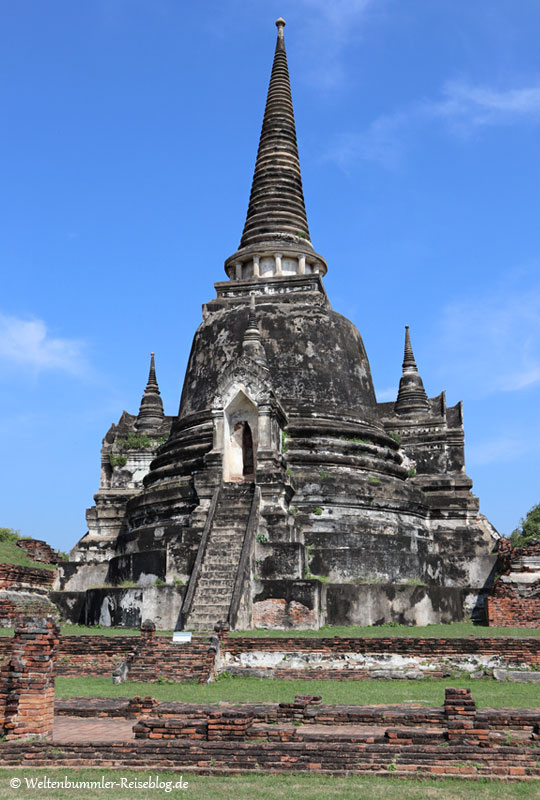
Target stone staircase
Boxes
[186,483,255,631]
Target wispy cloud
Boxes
[296,0,380,89]
[467,436,534,466]
[433,81,540,135]
[435,276,540,396]
[0,313,89,376]
[326,79,540,167]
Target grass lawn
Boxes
[54,675,540,708]
[0,771,538,799]
[231,622,540,638]
[2,621,540,638]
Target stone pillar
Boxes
[235,262,243,280]
[274,253,282,276]
[2,616,60,740]
[253,255,260,277]
[298,255,306,275]
[140,618,156,647]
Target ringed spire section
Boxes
[225,19,327,282]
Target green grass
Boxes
[2,621,539,639]
[230,622,540,639]
[54,675,540,709]
[0,540,56,572]
[0,771,537,799]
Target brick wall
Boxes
[55,625,217,684]
[486,587,540,628]
[1,735,538,778]
[125,623,217,684]
[56,635,138,676]
[0,564,55,590]
[0,564,58,628]
[49,630,540,681]
[0,616,59,740]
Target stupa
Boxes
[55,19,498,630]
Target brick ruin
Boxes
[487,539,540,628]
[0,616,59,740]
[4,621,535,684]
[2,687,539,778]
[55,18,499,631]
[0,619,537,778]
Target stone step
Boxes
[197,583,234,592]
[203,554,242,565]
[193,589,232,600]
[199,563,238,573]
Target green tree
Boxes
[510,503,540,547]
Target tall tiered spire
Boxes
[394,327,429,415]
[135,353,165,431]
[225,19,327,281]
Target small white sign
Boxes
[172,631,192,644]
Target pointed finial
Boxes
[394,326,429,415]
[135,352,165,431]
[402,326,418,372]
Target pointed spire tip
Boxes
[275,17,286,28]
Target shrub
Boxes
[109,454,127,468]
[510,503,540,547]
[0,527,20,544]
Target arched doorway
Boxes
[242,422,254,478]
[224,391,258,482]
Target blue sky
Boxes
[2,0,540,550]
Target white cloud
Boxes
[433,81,540,135]
[0,313,88,376]
[432,82,540,127]
[435,278,540,396]
[326,79,540,167]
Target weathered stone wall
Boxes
[51,584,186,629]
[0,616,59,740]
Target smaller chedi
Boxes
[54,19,498,631]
